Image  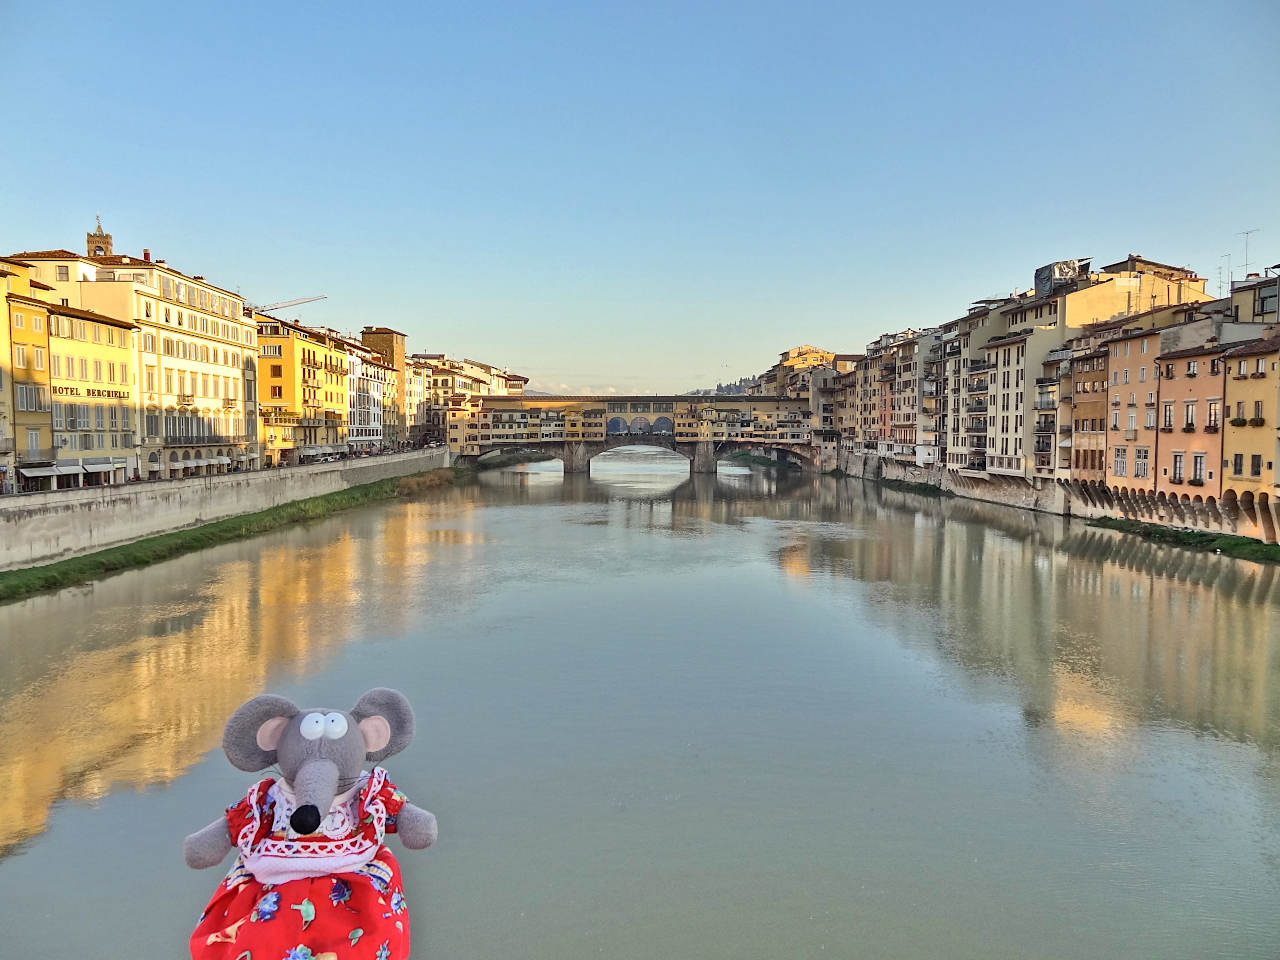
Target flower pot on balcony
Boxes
[1230,417,1248,427]
[1188,478,1205,487]
[1181,425,1196,433]
[1249,417,1266,427]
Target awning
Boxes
[301,446,320,456]
[147,462,161,471]
[56,464,84,475]
[18,466,58,478]
[82,463,116,473]
[235,453,249,460]
[188,458,207,468]
[215,455,232,465]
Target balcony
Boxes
[1204,424,1219,434]
[1033,420,1056,434]
[0,437,12,454]
[222,397,237,408]
[968,361,994,373]
[966,401,988,413]
[177,393,196,406]
[1124,429,1138,441]
[1033,441,1053,454]
[16,447,57,463]
[1033,399,1058,411]
[1059,424,1072,434]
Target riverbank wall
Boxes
[836,450,1279,544]
[0,449,450,571]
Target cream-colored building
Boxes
[11,224,259,478]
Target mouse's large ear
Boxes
[223,694,299,771]
[351,688,415,762]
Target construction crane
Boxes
[250,295,327,313]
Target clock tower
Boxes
[86,215,113,257]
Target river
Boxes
[1,447,1277,958]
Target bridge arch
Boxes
[606,417,628,435]
[629,416,651,434]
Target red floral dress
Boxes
[191,767,412,960]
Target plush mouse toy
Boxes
[184,688,437,960]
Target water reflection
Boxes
[1,458,1278,867]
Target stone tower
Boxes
[86,216,113,257]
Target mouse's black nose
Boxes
[290,804,322,835]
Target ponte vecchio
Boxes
[447,395,822,474]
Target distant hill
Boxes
[684,376,755,396]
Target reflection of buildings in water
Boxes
[0,524,379,859]
[765,480,1280,751]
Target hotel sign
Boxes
[52,386,130,399]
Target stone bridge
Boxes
[464,435,816,475]
[449,393,819,475]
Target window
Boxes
[1255,400,1264,419]
[51,354,61,377]
[1141,340,1148,354]
[32,314,43,333]
[79,358,88,379]
[1135,448,1149,478]
[1234,453,1245,476]
[14,344,27,367]
[1128,412,1136,430]
[1184,403,1196,428]
[33,347,45,371]
[1208,400,1220,427]
[1187,360,1198,376]
[1114,447,1127,476]
[56,265,69,281]
[1162,403,1174,428]
[1122,368,1129,384]
[1139,366,1146,382]
[145,367,155,392]
[271,364,283,377]
[1172,452,1185,482]
[93,360,102,382]
[1252,455,1263,477]
[13,312,23,329]
[270,385,283,399]
[1145,410,1156,429]
[1192,453,1205,482]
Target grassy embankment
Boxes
[1087,515,1280,564]
[0,466,468,604]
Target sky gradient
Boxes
[4,0,1278,394]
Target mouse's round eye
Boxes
[299,712,326,740]
[323,712,349,740]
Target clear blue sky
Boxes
[4,0,1278,394]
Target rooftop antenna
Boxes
[1238,228,1260,278]
[1221,253,1233,295]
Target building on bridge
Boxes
[448,394,818,473]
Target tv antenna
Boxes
[1238,228,1260,278]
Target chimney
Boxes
[143,248,151,262]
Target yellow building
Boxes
[11,224,258,478]
[46,304,140,486]
[1221,335,1280,505]
[256,316,349,466]
[2,260,53,491]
